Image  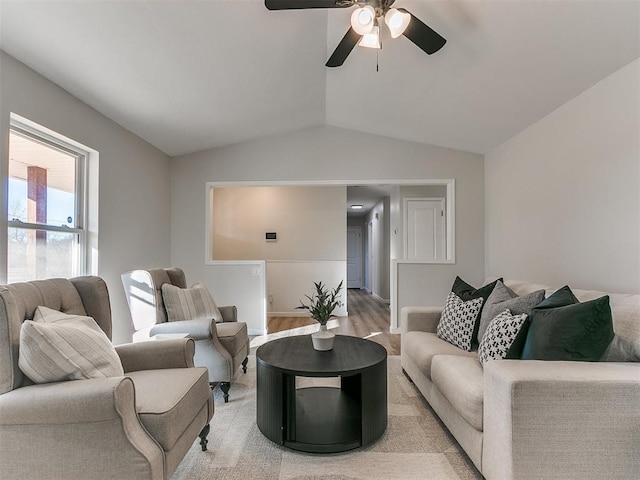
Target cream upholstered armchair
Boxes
[122,268,250,402]
[0,276,213,480]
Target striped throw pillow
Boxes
[161,282,222,323]
[19,306,124,384]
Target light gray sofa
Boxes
[0,276,214,480]
[401,279,640,480]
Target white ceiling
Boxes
[1,0,639,157]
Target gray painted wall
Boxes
[0,52,172,344]
[6,39,635,348]
[170,126,485,317]
[485,58,640,293]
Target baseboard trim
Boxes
[268,308,348,317]
[372,293,390,305]
[268,312,311,318]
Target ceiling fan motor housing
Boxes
[264,0,446,67]
[355,0,394,18]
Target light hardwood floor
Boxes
[266,289,400,355]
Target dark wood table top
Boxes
[256,334,387,377]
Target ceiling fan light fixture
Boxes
[384,8,411,38]
[358,26,381,49]
[351,5,376,35]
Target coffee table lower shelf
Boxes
[285,387,361,453]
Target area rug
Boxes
[172,355,482,480]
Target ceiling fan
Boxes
[264,0,446,67]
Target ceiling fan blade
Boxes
[399,8,446,55]
[265,0,352,10]
[326,27,362,67]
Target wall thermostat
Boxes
[266,232,277,242]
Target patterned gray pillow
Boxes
[477,281,545,343]
[478,310,528,364]
[437,292,484,352]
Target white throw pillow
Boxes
[437,292,484,351]
[19,306,124,384]
[478,309,528,364]
[162,282,222,323]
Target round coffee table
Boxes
[256,334,387,453]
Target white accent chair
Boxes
[122,268,250,402]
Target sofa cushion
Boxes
[602,335,640,362]
[431,355,484,431]
[478,310,528,364]
[452,276,502,348]
[478,280,545,342]
[216,321,249,356]
[403,331,477,380]
[162,282,222,324]
[522,295,615,361]
[126,366,211,451]
[18,307,124,384]
[437,292,484,351]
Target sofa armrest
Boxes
[219,305,237,323]
[483,360,640,480]
[400,306,442,335]
[0,377,163,479]
[115,338,195,372]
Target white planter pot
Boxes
[311,324,335,351]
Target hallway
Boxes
[266,288,399,355]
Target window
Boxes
[7,120,88,283]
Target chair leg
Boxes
[199,424,210,451]
[220,382,230,403]
[242,357,248,374]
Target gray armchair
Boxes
[122,268,250,402]
[0,276,213,480]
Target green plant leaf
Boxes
[296,280,343,325]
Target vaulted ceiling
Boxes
[1,0,638,157]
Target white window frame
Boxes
[7,118,89,280]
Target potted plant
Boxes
[297,280,343,351]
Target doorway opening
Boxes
[205,179,455,335]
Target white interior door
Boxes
[405,198,445,261]
[346,226,362,288]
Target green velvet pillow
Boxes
[505,285,577,358]
[533,285,578,310]
[521,294,614,361]
[451,276,502,348]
